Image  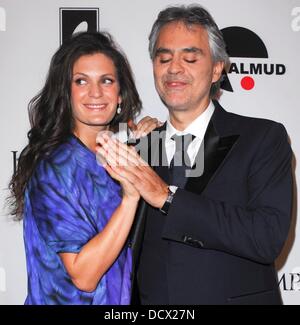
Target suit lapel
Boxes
[152,125,170,183]
[185,103,240,194]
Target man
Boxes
[98,5,292,304]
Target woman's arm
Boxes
[60,195,138,292]
[59,145,140,293]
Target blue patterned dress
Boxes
[23,135,132,305]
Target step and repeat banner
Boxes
[0,0,299,304]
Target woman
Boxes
[9,31,159,305]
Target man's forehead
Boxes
[156,22,208,45]
[158,21,206,35]
[155,47,203,56]
[155,22,208,56]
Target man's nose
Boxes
[167,57,184,75]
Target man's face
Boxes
[153,21,223,113]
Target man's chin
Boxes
[166,104,190,112]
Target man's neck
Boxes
[168,100,211,131]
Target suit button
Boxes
[196,240,204,248]
[182,235,193,243]
[182,235,204,248]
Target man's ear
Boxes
[212,61,225,83]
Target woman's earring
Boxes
[117,104,122,115]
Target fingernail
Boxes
[97,137,104,144]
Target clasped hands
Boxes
[96,133,168,209]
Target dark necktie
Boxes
[169,134,195,188]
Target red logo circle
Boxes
[241,76,255,90]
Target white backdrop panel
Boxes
[0,0,299,304]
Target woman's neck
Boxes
[73,124,109,153]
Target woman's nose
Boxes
[89,83,103,98]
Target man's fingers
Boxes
[106,139,140,166]
[103,163,122,182]
[128,119,137,131]
[111,165,140,184]
[99,144,135,168]
[98,139,144,170]
[106,138,147,166]
[134,116,154,138]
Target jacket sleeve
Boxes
[162,123,293,264]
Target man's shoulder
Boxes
[216,102,286,136]
[229,111,280,128]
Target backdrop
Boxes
[0,0,299,305]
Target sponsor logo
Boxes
[11,151,18,174]
[59,7,99,45]
[221,27,286,92]
[278,268,300,291]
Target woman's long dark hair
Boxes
[9,31,142,220]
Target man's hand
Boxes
[128,116,163,139]
[97,134,169,208]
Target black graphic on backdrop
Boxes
[220,26,286,92]
[60,8,99,45]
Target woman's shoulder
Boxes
[46,137,76,163]
[33,136,104,184]
[33,137,79,181]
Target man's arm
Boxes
[163,123,293,264]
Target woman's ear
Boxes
[118,96,122,105]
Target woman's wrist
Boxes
[122,195,140,206]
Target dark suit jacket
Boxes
[130,101,292,305]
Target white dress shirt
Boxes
[165,101,215,167]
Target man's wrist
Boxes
[157,186,169,209]
[159,186,178,214]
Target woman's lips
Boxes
[84,104,108,110]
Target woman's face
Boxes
[71,53,121,133]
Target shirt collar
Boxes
[166,101,215,142]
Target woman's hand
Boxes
[96,134,140,202]
[104,163,140,202]
[128,116,164,139]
